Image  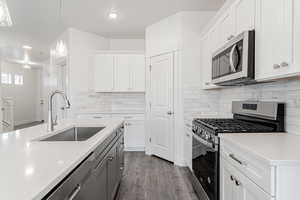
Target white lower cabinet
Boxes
[124,119,145,151]
[220,156,274,200]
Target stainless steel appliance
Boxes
[191,101,285,200]
[211,30,255,86]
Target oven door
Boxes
[192,134,219,200]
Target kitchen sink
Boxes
[39,127,105,141]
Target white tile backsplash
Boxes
[184,78,300,134]
[71,92,146,115]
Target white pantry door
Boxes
[149,53,174,162]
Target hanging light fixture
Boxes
[55,0,67,57]
[0,0,12,26]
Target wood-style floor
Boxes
[116,152,199,200]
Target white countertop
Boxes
[0,118,124,200]
[220,133,300,166]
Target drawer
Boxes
[220,140,276,196]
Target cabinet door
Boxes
[107,144,119,200]
[220,157,235,200]
[255,0,294,80]
[75,159,108,200]
[114,54,131,92]
[221,156,274,200]
[219,8,235,46]
[234,0,255,35]
[130,55,145,92]
[94,54,114,92]
[124,120,145,150]
[294,0,300,75]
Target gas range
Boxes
[191,101,285,200]
[192,101,285,148]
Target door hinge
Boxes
[149,102,152,109]
[149,137,152,143]
[149,65,152,71]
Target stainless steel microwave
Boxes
[211,30,255,86]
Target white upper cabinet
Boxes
[130,55,145,92]
[234,0,255,35]
[114,55,131,92]
[94,54,114,92]
[255,0,294,81]
[94,53,145,92]
[219,7,235,46]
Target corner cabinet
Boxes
[93,52,145,92]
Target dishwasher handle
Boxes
[68,184,81,200]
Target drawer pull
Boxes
[230,175,235,181]
[229,154,246,166]
[280,62,289,67]
[235,180,241,186]
[273,64,280,69]
[68,184,81,200]
[108,156,114,161]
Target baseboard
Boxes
[124,147,145,152]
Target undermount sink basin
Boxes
[40,127,105,141]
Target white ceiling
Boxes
[0,0,223,62]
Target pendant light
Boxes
[55,0,67,57]
[0,0,12,26]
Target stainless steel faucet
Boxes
[47,90,71,132]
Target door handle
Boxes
[167,111,174,115]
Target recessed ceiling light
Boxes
[109,11,118,19]
[22,45,32,50]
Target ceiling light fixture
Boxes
[55,0,68,58]
[22,45,32,50]
[0,0,12,26]
[109,10,118,19]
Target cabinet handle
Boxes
[273,64,280,69]
[235,179,241,186]
[280,62,289,67]
[68,184,81,200]
[108,156,114,161]
[230,175,235,181]
[229,154,246,166]
[167,111,174,115]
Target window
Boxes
[14,74,23,85]
[1,73,12,84]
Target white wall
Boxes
[109,39,145,51]
[1,61,42,126]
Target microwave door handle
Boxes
[229,44,237,72]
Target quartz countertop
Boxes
[0,118,124,200]
[220,133,300,166]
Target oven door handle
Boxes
[193,133,218,152]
